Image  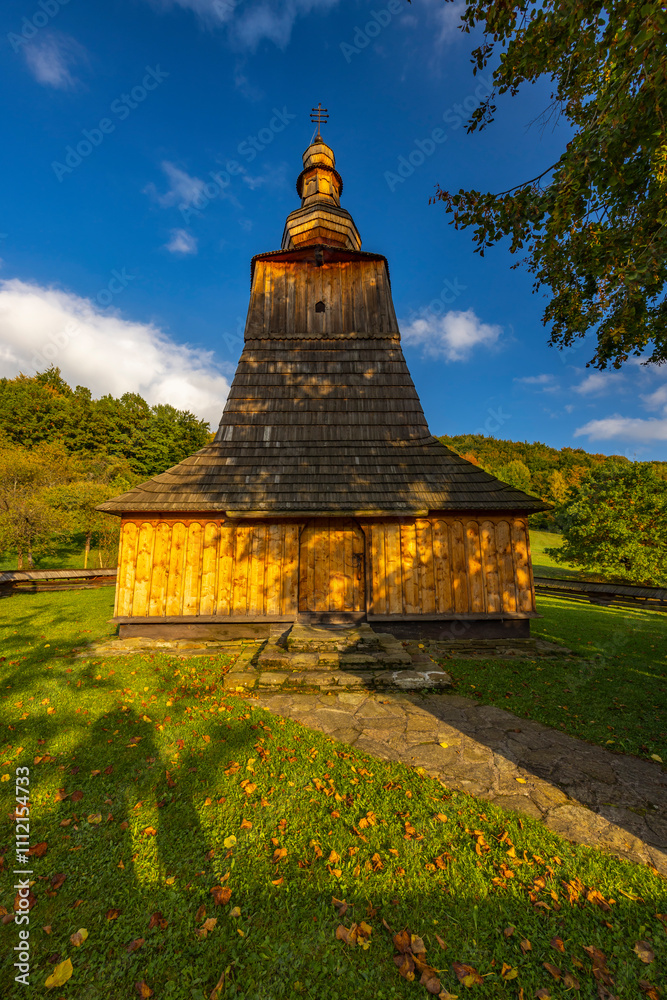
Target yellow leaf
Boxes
[271,877,284,885]
[223,836,237,849]
[202,734,211,743]
[45,958,73,988]
[435,813,448,822]
[516,778,527,784]
[165,876,175,885]
[0,774,9,782]
[87,813,102,824]
[142,715,151,722]
[230,906,241,918]
[47,707,55,715]
[243,782,256,796]
[439,742,449,748]
[240,819,252,831]
[328,850,340,863]
[650,754,663,763]
[70,928,88,946]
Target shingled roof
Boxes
[99,140,548,517]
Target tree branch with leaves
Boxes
[432,0,667,368]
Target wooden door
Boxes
[298,518,366,614]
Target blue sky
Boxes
[1,0,666,459]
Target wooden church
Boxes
[100,113,547,641]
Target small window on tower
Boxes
[315,301,326,313]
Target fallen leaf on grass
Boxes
[148,912,168,930]
[195,905,206,924]
[273,847,287,862]
[223,836,237,849]
[332,897,349,917]
[106,909,121,921]
[500,963,519,981]
[230,907,241,918]
[14,891,36,912]
[240,819,252,831]
[634,941,655,964]
[336,923,358,947]
[87,813,102,825]
[639,980,660,999]
[394,953,415,980]
[562,971,581,990]
[420,968,441,994]
[27,841,48,857]
[70,790,84,803]
[45,958,73,989]
[583,945,614,987]
[50,873,66,891]
[520,938,532,954]
[142,826,157,837]
[136,980,153,998]
[535,991,551,999]
[435,933,447,949]
[70,928,88,946]
[210,886,232,906]
[543,962,562,981]
[504,926,515,938]
[210,967,230,1000]
[550,937,565,953]
[196,917,218,939]
[452,962,483,987]
[126,937,145,953]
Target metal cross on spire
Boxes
[310,103,329,139]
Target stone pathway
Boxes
[247,688,667,875]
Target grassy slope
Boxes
[1,591,665,999]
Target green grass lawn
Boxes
[0,544,110,573]
[0,591,665,1000]
[529,530,584,581]
[438,595,667,763]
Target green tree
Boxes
[44,481,119,568]
[0,442,74,568]
[547,462,667,584]
[492,458,532,492]
[433,0,667,369]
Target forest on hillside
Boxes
[439,432,667,530]
[0,368,211,569]
[0,369,665,583]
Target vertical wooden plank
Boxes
[312,519,328,612]
[451,520,469,613]
[465,521,485,613]
[265,523,282,615]
[370,523,386,615]
[248,524,266,616]
[353,524,366,611]
[131,522,154,617]
[200,522,220,616]
[216,522,234,616]
[480,520,500,614]
[330,521,345,611]
[496,520,517,613]
[512,519,534,613]
[400,522,418,615]
[116,521,138,617]
[165,522,187,616]
[385,522,403,614]
[149,522,171,616]
[183,522,203,615]
[416,519,435,614]
[283,523,300,615]
[233,524,251,614]
[431,519,452,613]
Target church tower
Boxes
[101,119,547,640]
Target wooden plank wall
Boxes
[115,515,534,619]
[362,517,535,617]
[116,519,299,618]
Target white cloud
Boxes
[164,229,198,254]
[145,161,208,209]
[641,384,667,411]
[573,371,624,395]
[146,0,339,48]
[0,279,229,427]
[401,308,502,362]
[23,34,86,89]
[514,373,558,390]
[575,415,667,442]
[423,0,466,43]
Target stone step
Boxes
[256,666,453,692]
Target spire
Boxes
[281,110,362,251]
